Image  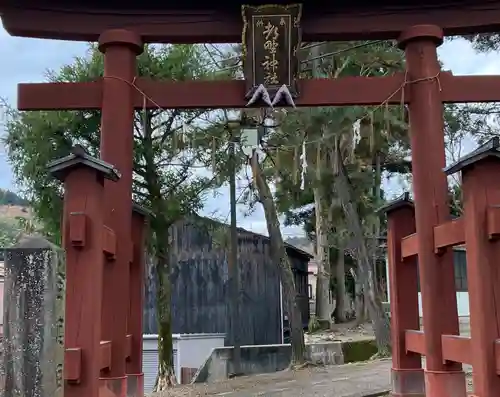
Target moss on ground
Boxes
[342,339,379,363]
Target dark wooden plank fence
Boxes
[143,218,310,346]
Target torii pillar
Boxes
[381,193,424,397]
[97,29,143,396]
[127,204,149,397]
[398,25,465,397]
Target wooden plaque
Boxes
[242,4,302,99]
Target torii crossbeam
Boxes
[17,73,500,110]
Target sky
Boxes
[1,27,500,237]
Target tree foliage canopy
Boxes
[3,44,229,243]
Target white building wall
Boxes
[385,254,470,317]
[142,333,225,393]
[417,292,470,317]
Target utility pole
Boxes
[228,126,241,376]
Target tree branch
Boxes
[158,109,180,145]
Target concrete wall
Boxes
[192,342,344,383]
[176,333,226,372]
[0,261,4,332]
[0,277,4,331]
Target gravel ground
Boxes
[305,322,375,344]
[149,359,474,396]
[150,360,392,397]
[151,320,475,396]
[309,321,475,394]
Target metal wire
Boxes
[201,40,390,73]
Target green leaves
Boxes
[0,219,19,248]
[2,43,232,246]
[269,41,409,241]
[0,189,28,206]
[461,34,500,52]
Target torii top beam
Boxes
[1,1,500,43]
[6,2,500,111]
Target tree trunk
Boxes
[352,269,366,325]
[252,153,306,365]
[372,153,382,295]
[142,110,178,389]
[313,188,331,325]
[334,244,347,323]
[153,219,177,391]
[332,147,391,354]
[154,256,177,390]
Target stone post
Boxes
[0,236,65,397]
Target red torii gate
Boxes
[384,136,500,397]
[3,3,500,397]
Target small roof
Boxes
[444,137,500,176]
[47,145,120,182]
[377,192,414,214]
[187,216,313,260]
[132,202,153,218]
